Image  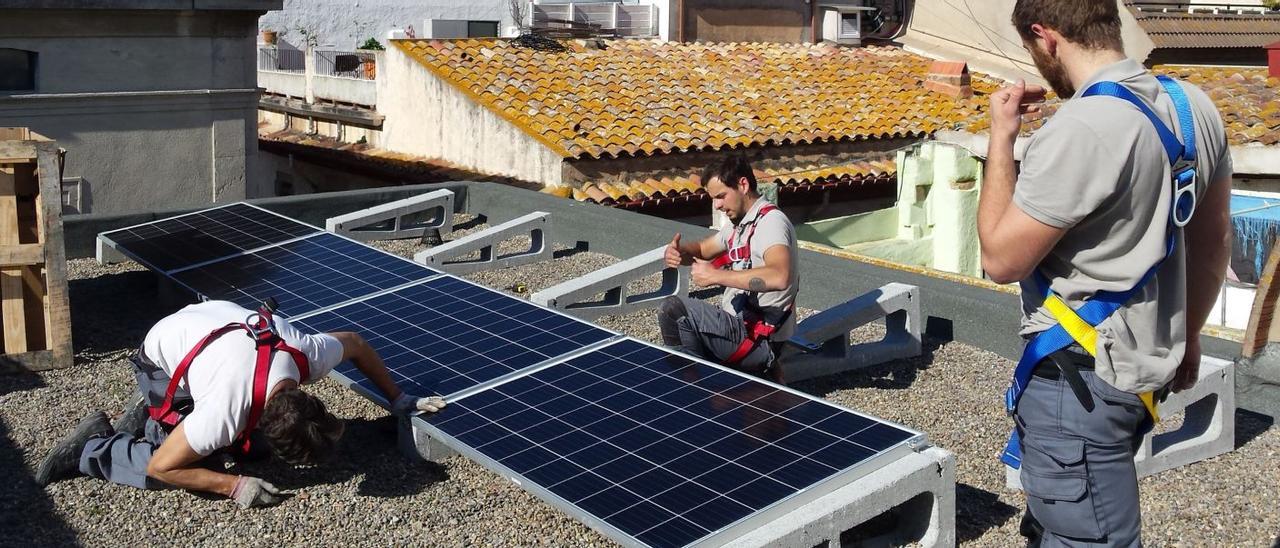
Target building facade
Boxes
[0,1,280,215]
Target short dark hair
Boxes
[1011,0,1123,51]
[699,154,757,193]
[258,386,344,465]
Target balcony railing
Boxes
[315,50,377,80]
[258,47,305,73]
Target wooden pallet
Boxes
[1244,239,1280,359]
[0,128,72,371]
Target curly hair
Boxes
[699,154,758,193]
[1012,0,1123,51]
[257,386,344,465]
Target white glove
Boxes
[231,476,286,509]
[391,393,446,415]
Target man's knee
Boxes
[658,296,688,321]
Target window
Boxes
[839,13,861,38]
[0,49,36,92]
[467,20,500,37]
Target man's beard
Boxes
[1028,44,1075,98]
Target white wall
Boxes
[259,0,514,51]
[377,43,564,186]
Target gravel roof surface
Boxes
[2,219,1277,547]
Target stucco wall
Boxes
[900,0,1154,83]
[376,42,564,185]
[0,9,269,214]
[258,0,515,50]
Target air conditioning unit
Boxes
[821,6,876,46]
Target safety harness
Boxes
[711,203,795,366]
[147,299,311,454]
[1000,75,1198,469]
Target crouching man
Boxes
[36,300,445,508]
[660,155,799,381]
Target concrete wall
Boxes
[899,0,1154,84]
[258,0,515,51]
[0,8,274,214]
[377,42,564,185]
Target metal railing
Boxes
[258,47,305,73]
[1130,2,1278,14]
[532,2,659,37]
[315,50,376,80]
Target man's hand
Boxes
[988,80,1046,143]
[665,234,691,268]
[1171,337,1201,393]
[231,476,287,509]
[391,393,447,415]
[691,259,719,287]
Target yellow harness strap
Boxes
[1044,295,1161,422]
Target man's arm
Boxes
[692,245,791,291]
[978,80,1065,284]
[665,232,728,267]
[1172,172,1232,391]
[146,423,238,496]
[327,331,402,402]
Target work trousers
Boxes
[656,296,774,375]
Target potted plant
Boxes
[357,38,384,79]
[261,29,278,45]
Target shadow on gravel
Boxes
[0,371,45,397]
[955,482,1019,543]
[0,419,81,546]
[552,241,589,259]
[236,416,447,499]
[787,336,942,395]
[1236,409,1274,449]
[69,270,184,356]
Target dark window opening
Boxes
[468,20,500,37]
[0,49,36,91]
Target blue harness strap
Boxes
[1001,77,1197,469]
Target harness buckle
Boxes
[243,313,278,342]
[1171,162,1196,228]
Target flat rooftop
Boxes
[5,183,1272,545]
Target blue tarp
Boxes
[1232,193,1280,283]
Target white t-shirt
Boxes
[143,301,345,456]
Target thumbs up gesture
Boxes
[665,233,689,268]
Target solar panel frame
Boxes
[97,202,322,273]
[290,274,622,400]
[414,338,927,548]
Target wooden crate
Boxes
[0,128,72,371]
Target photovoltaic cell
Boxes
[100,203,318,272]
[170,233,440,317]
[292,276,615,398]
[426,339,919,548]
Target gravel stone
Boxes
[1,224,1275,547]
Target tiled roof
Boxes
[1129,5,1280,49]
[258,129,523,185]
[1153,65,1280,146]
[395,38,1001,159]
[551,158,897,215]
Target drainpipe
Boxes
[677,0,685,42]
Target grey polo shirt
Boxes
[1013,58,1231,393]
[717,198,800,341]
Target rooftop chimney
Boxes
[925,60,973,98]
[1268,40,1280,79]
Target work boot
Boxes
[35,411,113,486]
[112,392,148,437]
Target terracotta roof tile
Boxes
[1128,4,1280,49]
[395,38,996,159]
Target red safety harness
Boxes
[147,300,311,454]
[710,204,794,366]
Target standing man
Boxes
[36,300,446,508]
[660,155,799,381]
[978,1,1232,545]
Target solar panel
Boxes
[423,339,923,548]
[99,203,319,272]
[169,232,440,318]
[292,275,616,398]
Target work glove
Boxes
[231,476,286,509]
[391,393,447,415]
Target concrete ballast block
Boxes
[325,189,454,242]
[414,211,552,274]
[1007,356,1236,489]
[398,415,458,462]
[726,446,956,548]
[782,283,923,383]
[529,246,689,320]
[95,235,128,265]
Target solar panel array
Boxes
[100,202,924,548]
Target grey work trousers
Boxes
[657,296,774,375]
[79,348,177,489]
[1015,356,1147,548]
